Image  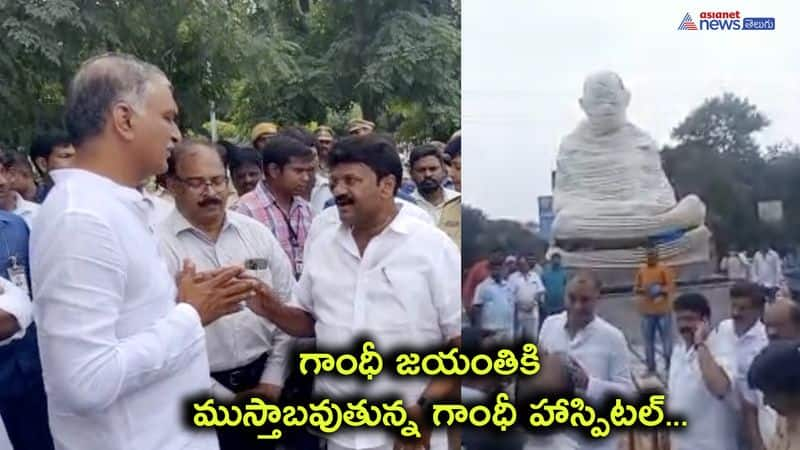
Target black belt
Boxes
[211,352,269,393]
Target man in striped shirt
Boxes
[236,136,314,279]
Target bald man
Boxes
[740,299,798,450]
[764,299,800,342]
[539,270,633,450]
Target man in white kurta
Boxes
[668,293,738,450]
[538,270,634,450]
[31,53,252,450]
[507,255,546,342]
[246,134,461,450]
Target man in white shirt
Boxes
[720,248,750,281]
[753,244,783,301]
[717,282,772,450]
[507,254,546,343]
[156,139,296,449]
[408,144,461,224]
[306,194,433,246]
[31,53,256,450]
[668,292,738,450]
[538,270,634,450]
[247,134,461,450]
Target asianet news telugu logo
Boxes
[677,12,775,31]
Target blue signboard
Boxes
[538,195,554,241]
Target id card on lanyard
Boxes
[290,235,303,280]
[7,255,29,297]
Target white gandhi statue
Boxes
[551,71,710,268]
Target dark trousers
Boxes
[278,363,319,450]
[212,352,319,450]
[212,354,277,450]
[0,378,54,450]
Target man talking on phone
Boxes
[668,293,738,450]
[155,139,296,450]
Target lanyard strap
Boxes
[273,201,299,245]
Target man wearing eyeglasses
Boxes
[156,138,296,450]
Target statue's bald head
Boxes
[582,71,626,100]
[65,52,171,146]
[579,71,631,134]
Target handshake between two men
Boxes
[175,258,283,327]
[173,258,298,403]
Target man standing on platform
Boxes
[634,246,675,375]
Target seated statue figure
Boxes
[551,71,709,265]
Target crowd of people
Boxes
[0,52,462,450]
[461,244,800,450]
[720,244,789,301]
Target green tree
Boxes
[2,0,459,148]
[462,204,547,272]
[234,0,461,141]
[671,92,769,163]
[663,92,800,254]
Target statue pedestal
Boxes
[559,262,715,292]
[548,225,713,290]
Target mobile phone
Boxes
[244,258,268,271]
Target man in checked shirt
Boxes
[235,136,315,280]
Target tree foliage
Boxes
[462,204,547,271]
[663,92,800,254]
[0,0,460,147]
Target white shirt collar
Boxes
[738,320,766,342]
[52,169,146,206]
[165,208,235,240]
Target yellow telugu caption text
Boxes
[298,341,541,378]
[192,398,420,440]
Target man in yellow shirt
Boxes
[634,246,676,375]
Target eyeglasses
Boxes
[173,175,228,190]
